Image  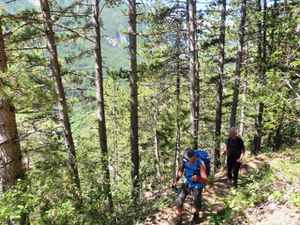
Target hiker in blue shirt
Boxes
[172,148,208,225]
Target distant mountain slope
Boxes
[0,0,35,11]
[0,0,129,69]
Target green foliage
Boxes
[209,149,300,224]
[1,0,300,224]
[0,165,81,225]
[0,181,31,224]
[290,191,300,208]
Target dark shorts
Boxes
[175,183,202,210]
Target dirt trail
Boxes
[137,154,272,225]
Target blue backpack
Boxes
[182,149,211,177]
[194,150,211,177]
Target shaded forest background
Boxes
[0,0,299,224]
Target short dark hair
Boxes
[183,148,194,161]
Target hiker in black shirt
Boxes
[222,127,245,187]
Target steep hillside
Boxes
[0,0,129,69]
[0,0,36,11]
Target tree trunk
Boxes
[187,0,199,149]
[0,97,25,192]
[252,0,266,154]
[253,102,264,153]
[239,74,247,136]
[0,19,28,225]
[214,0,226,170]
[128,0,139,203]
[269,0,278,55]
[239,42,248,136]
[112,81,119,181]
[0,21,7,72]
[39,0,81,203]
[0,97,29,225]
[262,0,267,63]
[273,123,282,151]
[230,0,247,128]
[153,105,160,179]
[174,59,181,179]
[173,16,181,179]
[92,0,113,213]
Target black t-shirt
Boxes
[225,136,245,160]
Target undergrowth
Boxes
[207,148,300,225]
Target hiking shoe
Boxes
[173,215,182,225]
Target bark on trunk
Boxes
[128,0,139,202]
[239,74,247,136]
[0,97,24,192]
[187,0,199,149]
[112,82,119,181]
[173,17,181,179]
[214,0,226,170]
[230,0,247,128]
[269,0,278,55]
[0,19,28,225]
[39,0,81,201]
[174,60,181,179]
[0,97,29,225]
[0,21,7,72]
[273,124,282,151]
[252,0,266,154]
[92,0,113,213]
[239,40,249,137]
[239,47,248,136]
[153,106,160,179]
[253,102,263,153]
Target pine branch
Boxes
[2,13,41,22]
[4,0,17,3]
[51,0,89,22]
[283,78,300,98]
[55,23,94,42]
[6,46,47,51]
[3,22,36,38]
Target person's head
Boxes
[183,148,196,163]
[229,127,238,138]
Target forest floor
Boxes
[136,153,300,225]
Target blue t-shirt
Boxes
[183,158,204,190]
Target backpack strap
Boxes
[182,158,202,177]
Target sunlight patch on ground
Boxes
[246,202,300,225]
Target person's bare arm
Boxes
[237,148,245,163]
[222,144,228,156]
[173,164,184,186]
[222,137,230,156]
[237,139,245,163]
[191,163,208,185]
